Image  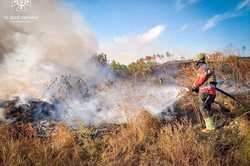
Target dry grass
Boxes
[0,54,249,165]
[177,53,250,88]
[0,110,250,166]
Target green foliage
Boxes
[108,55,158,79]
[110,60,129,76]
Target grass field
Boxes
[0,54,249,166]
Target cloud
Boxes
[100,25,167,64]
[139,25,166,43]
[181,24,189,31]
[202,0,250,31]
[236,0,250,11]
[202,12,240,31]
[176,0,199,11]
[113,25,166,44]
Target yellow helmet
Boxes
[195,53,206,61]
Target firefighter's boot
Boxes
[202,117,215,133]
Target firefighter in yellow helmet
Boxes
[192,53,217,132]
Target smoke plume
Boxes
[0,0,184,126]
[0,0,97,98]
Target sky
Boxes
[64,0,250,64]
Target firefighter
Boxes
[192,53,217,132]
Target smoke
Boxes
[0,0,184,126]
[0,0,97,98]
[43,79,183,125]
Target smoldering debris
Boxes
[0,74,185,138]
[0,0,186,138]
[43,75,91,101]
[1,97,60,138]
[3,97,64,124]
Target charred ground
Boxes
[0,53,250,166]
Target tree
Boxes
[110,60,129,77]
[128,59,157,80]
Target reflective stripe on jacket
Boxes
[200,85,216,95]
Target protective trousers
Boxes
[199,93,216,130]
[199,93,215,118]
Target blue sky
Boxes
[64,0,250,64]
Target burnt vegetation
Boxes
[0,52,250,165]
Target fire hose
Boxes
[184,85,248,109]
[215,87,249,111]
[214,87,250,126]
[182,86,249,129]
[184,85,249,115]
[215,87,237,101]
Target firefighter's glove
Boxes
[192,87,199,93]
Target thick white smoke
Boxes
[0,0,184,125]
[0,0,97,98]
[45,80,183,125]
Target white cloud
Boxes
[202,0,250,31]
[181,24,189,31]
[101,25,167,64]
[202,12,239,31]
[176,0,199,11]
[236,0,250,11]
[113,25,166,44]
[139,25,166,43]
